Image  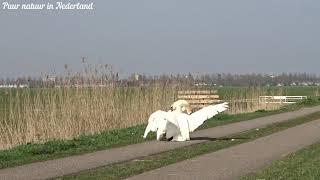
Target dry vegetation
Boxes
[0,86,176,150]
[0,85,287,149]
[0,65,318,149]
[221,87,285,114]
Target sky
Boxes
[0,0,319,78]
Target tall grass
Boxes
[219,86,286,114]
[0,74,318,150]
[0,86,176,150]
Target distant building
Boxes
[134,74,140,81]
[194,82,208,86]
[0,84,28,88]
[43,76,56,82]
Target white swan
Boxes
[143,101,228,141]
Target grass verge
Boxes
[242,142,320,180]
[0,98,319,169]
[62,111,320,180]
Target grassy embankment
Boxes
[242,142,320,180]
[62,107,320,179]
[1,86,318,149]
[0,97,319,170]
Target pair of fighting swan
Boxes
[143,100,228,141]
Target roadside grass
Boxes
[0,109,280,169]
[242,142,320,180]
[0,97,319,169]
[1,86,318,149]
[62,111,320,180]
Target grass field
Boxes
[61,111,320,179]
[242,142,320,180]
[218,86,320,98]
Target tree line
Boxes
[0,72,319,88]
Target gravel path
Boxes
[0,106,320,180]
[127,119,320,180]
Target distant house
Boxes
[194,82,208,87]
[0,84,28,88]
[43,76,56,82]
[134,74,140,81]
[299,82,310,86]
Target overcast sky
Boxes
[0,0,319,78]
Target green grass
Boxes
[0,110,281,169]
[281,86,320,96]
[62,111,320,180]
[0,97,319,169]
[242,142,320,180]
[218,86,320,98]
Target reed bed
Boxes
[0,86,176,150]
[220,87,285,114]
[1,83,315,149]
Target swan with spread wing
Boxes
[143,100,228,141]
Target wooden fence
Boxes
[259,96,307,104]
[176,90,221,109]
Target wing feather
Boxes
[187,102,228,132]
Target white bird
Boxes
[143,101,228,141]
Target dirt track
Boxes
[0,106,319,180]
[127,119,320,180]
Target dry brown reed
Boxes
[0,85,286,149]
[0,85,176,149]
[222,87,284,114]
[0,64,290,149]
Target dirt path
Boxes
[127,119,320,180]
[0,106,320,180]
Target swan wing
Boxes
[187,102,228,132]
[143,110,167,139]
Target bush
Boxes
[255,109,267,113]
[297,97,320,106]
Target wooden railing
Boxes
[259,96,307,104]
[177,90,221,109]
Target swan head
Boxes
[170,100,192,114]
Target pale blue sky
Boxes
[0,0,319,77]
